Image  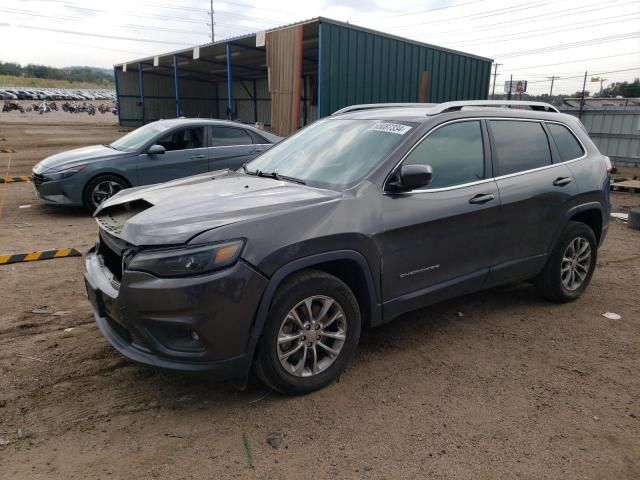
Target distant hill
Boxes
[0,62,114,87]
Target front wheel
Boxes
[535,221,597,302]
[83,175,128,213]
[255,270,361,395]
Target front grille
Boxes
[32,173,46,189]
[97,235,124,281]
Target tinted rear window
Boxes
[210,126,252,147]
[490,120,551,176]
[547,123,584,161]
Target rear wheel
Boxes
[535,221,597,302]
[255,270,361,395]
[83,175,128,212]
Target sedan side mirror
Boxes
[147,144,166,155]
[387,164,433,192]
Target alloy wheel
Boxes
[91,180,123,209]
[277,295,347,377]
[561,236,592,291]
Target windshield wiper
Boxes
[242,165,306,185]
[103,144,118,150]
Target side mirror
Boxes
[147,144,166,155]
[387,164,433,192]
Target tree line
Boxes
[0,61,114,86]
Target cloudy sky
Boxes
[1,0,639,94]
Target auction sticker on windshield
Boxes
[368,122,412,135]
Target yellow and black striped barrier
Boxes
[0,176,31,184]
[0,248,82,265]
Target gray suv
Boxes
[84,101,611,395]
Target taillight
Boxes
[604,156,612,173]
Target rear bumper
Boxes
[84,248,268,379]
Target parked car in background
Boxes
[32,118,281,211]
[84,100,611,395]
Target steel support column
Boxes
[113,66,121,126]
[173,55,181,118]
[316,22,323,119]
[253,79,258,124]
[226,44,234,120]
[138,64,145,124]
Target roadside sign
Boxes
[591,76,600,82]
[153,56,159,67]
[256,31,266,47]
[504,80,527,93]
[193,46,200,60]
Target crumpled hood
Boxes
[33,145,130,173]
[95,170,341,245]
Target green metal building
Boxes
[114,18,492,135]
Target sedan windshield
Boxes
[110,122,173,152]
[246,119,415,189]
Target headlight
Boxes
[127,240,245,277]
[45,164,87,180]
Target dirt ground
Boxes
[0,119,639,480]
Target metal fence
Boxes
[561,108,640,167]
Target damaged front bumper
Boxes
[84,246,268,378]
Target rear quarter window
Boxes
[547,123,584,161]
[490,120,551,176]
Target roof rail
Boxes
[426,100,559,115]
[332,103,436,115]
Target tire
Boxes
[255,270,361,395]
[535,221,597,303]
[83,174,128,213]
[629,207,640,231]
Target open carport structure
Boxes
[114,17,492,136]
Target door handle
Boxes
[469,193,495,204]
[251,148,265,154]
[190,154,207,160]
[553,177,572,187]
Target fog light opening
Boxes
[190,331,200,341]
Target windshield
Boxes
[246,118,415,189]
[110,122,173,152]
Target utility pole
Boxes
[579,70,587,117]
[507,74,513,100]
[210,0,215,43]
[491,63,501,99]
[546,76,558,97]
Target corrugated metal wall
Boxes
[266,25,304,136]
[317,21,492,117]
[215,78,271,126]
[563,109,640,166]
[116,67,218,126]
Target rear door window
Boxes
[403,120,485,189]
[210,126,253,147]
[490,120,551,176]
[156,127,204,151]
[547,123,584,161]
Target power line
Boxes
[499,52,640,73]
[449,13,640,47]
[381,0,489,19]
[391,0,557,29]
[495,32,640,59]
[524,67,640,84]
[3,24,193,46]
[407,0,639,40]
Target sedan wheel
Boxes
[84,175,128,212]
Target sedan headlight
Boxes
[127,240,245,277]
[45,164,87,180]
